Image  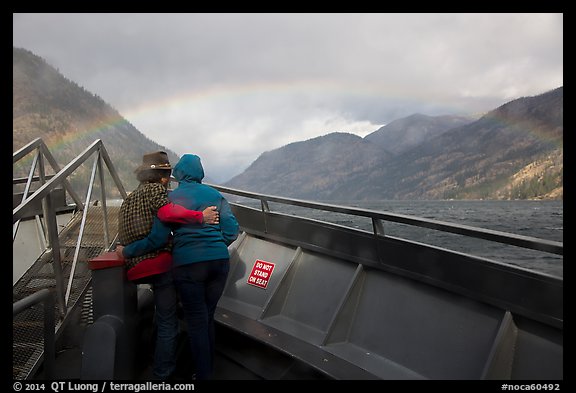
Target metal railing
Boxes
[13,289,55,379]
[13,138,128,314]
[13,138,128,379]
[209,184,563,256]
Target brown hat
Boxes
[135,151,172,173]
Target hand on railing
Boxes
[115,245,125,260]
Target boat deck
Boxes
[30,310,333,381]
[13,138,563,381]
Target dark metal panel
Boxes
[222,199,563,380]
[264,211,381,263]
[261,250,358,345]
[324,342,428,379]
[231,206,267,235]
[510,316,563,379]
[220,236,298,320]
[235,208,562,328]
[325,268,504,379]
[215,307,380,380]
[373,235,563,328]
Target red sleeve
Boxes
[157,203,203,224]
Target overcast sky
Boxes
[13,13,563,182]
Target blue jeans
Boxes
[172,259,230,380]
[149,271,179,379]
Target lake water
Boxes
[233,199,563,278]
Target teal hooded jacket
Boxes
[168,154,239,266]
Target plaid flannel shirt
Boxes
[118,182,172,270]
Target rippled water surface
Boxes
[230,198,563,278]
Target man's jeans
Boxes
[173,259,229,380]
[150,271,179,379]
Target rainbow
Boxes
[15,81,562,167]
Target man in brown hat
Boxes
[116,151,219,380]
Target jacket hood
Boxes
[173,154,204,183]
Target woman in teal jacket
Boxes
[169,154,239,380]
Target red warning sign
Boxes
[247,259,275,289]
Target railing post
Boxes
[81,251,137,380]
[96,151,111,248]
[65,155,99,307]
[43,188,66,317]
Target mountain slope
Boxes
[337,87,563,200]
[364,113,476,155]
[226,132,392,200]
[226,87,562,200]
[13,47,181,194]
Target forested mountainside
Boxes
[226,87,562,201]
[13,47,180,196]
